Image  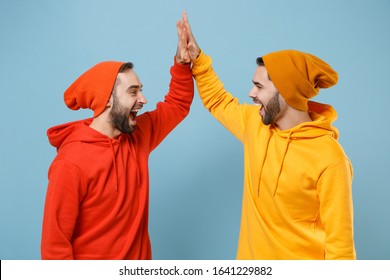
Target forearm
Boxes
[139,57,194,151]
[164,57,194,117]
[192,50,234,113]
[192,49,247,141]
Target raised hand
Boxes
[181,11,200,61]
[175,15,190,64]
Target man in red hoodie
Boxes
[41,21,194,259]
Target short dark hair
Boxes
[256,57,265,66]
[118,62,134,73]
[112,62,134,91]
[256,57,272,80]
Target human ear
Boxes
[106,95,113,107]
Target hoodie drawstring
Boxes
[108,139,119,191]
[273,131,292,196]
[107,136,141,192]
[107,135,141,192]
[257,132,271,197]
[126,137,141,186]
[257,129,293,197]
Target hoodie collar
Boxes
[47,118,139,192]
[272,101,339,140]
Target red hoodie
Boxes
[41,59,194,259]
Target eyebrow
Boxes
[252,80,264,87]
[127,84,143,91]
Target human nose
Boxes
[248,85,257,98]
[138,92,147,105]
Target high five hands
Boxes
[175,11,200,64]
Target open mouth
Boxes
[252,98,263,107]
[129,106,143,122]
[129,110,139,121]
[254,100,263,109]
[130,110,138,121]
[253,100,264,117]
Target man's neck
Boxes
[89,113,121,139]
[275,110,312,131]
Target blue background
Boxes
[1,0,389,260]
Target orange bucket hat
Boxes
[262,50,338,110]
[64,61,124,117]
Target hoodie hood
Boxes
[48,118,108,150]
[274,101,338,140]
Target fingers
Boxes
[182,11,193,37]
[182,11,197,48]
[180,11,200,61]
[177,20,187,46]
[176,20,183,37]
[181,26,190,62]
[182,11,189,26]
[176,11,199,63]
[176,16,190,64]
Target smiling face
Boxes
[249,66,287,126]
[109,69,147,134]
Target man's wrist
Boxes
[174,55,190,65]
[191,48,202,62]
[190,48,200,61]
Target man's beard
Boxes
[261,91,281,125]
[110,91,135,134]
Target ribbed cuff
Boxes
[172,56,192,77]
[191,49,212,76]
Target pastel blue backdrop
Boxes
[1,0,389,260]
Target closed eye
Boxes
[127,85,143,95]
[252,80,264,89]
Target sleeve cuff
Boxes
[172,56,192,77]
[192,49,212,76]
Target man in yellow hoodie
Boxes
[177,12,356,259]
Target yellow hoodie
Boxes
[192,50,356,260]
